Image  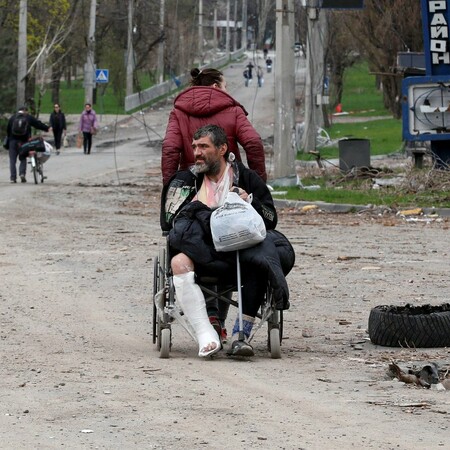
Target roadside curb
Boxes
[273,199,450,218]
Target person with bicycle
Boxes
[6,106,50,183]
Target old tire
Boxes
[368,303,450,348]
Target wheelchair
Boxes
[152,237,284,359]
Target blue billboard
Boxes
[421,0,450,76]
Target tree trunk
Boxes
[51,68,62,105]
[381,74,402,119]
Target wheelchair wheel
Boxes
[267,310,282,359]
[269,327,281,359]
[152,255,160,345]
[160,328,171,359]
[152,252,167,343]
[152,247,173,357]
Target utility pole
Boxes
[213,1,218,55]
[241,0,247,50]
[126,0,134,97]
[157,0,165,83]
[17,0,27,109]
[84,0,97,104]
[303,1,326,152]
[233,0,238,52]
[198,0,203,64]
[226,0,231,58]
[273,0,295,179]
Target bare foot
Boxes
[199,340,220,357]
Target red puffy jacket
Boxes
[162,86,267,185]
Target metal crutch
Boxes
[236,250,245,342]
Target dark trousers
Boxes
[241,268,266,317]
[82,132,93,153]
[202,264,266,319]
[8,139,27,180]
[53,128,64,150]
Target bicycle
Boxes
[28,151,46,184]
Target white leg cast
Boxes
[173,272,220,357]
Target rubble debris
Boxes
[388,361,436,388]
[397,208,423,217]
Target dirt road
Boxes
[1,58,449,449]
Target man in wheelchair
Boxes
[160,124,294,358]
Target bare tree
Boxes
[343,0,423,118]
[325,11,360,109]
[256,0,275,49]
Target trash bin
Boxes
[430,141,450,170]
[338,138,371,172]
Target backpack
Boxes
[11,113,28,137]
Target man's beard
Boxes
[194,158,221,176]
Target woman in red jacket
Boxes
[162,68,267,185]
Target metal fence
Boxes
[124,48,245,112]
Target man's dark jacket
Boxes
[160,162,295,309]
[7,112,50,142]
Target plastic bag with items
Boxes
[36,140,52,164]
[210,191,266,252]
[18,137,52,162]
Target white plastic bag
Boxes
[37,141,52,164]
[210,192,266,252]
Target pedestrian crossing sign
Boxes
[95,69,109,83]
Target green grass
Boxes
[36,70,158,116]
[298,118,404,162]
[288,62,450,208]
[328,119,402,153]
[272,183,450,208]
[340,61,390,117]
[37,79,125,115]
[298,62,404,161]
[36,71,175,116]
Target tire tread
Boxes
[368,304,450,348]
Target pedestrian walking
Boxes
[6,106,50,183]
[49,104,67,155]
[246,61,254,81]
[243,68,250,87]
[257,66,264,87]
[78,103,98,155]
[162,67,267,184]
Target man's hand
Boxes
[231,187,249,201]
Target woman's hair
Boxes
[189,68,223,87]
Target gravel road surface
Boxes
[1,56,449,449]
